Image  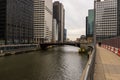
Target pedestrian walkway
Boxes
[94,46,120,80]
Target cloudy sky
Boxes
[53,0,94,40]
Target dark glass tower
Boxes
[117,0,120,36]
[0,0,33,45]
[0,0,6,45]
[53,1,65,43]
[86,9,94,38]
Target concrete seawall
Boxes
[0,48,39,57]
[0,44,40,57]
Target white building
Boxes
[52,19,58,42]
[34,0,53,43]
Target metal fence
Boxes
[80,45,96,80]
[102,37,120,48]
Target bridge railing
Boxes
[80,45,96,80]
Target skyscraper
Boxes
[118,0,120,36]
[53,1,65,43]
[52,19,58,42]
[86,9,94,37]
[0,0,34,45]
[95,0,118,42]
[34,0,53,44]
[86,9,94,43]
[86,16,88,37]
[64,28,67,41]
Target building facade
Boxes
[118,0,120,36]
[95,0,118,42]
[86,16,88,37]
[86,9,94,37]
[86,9,94,43]
[52,19,58,42]
[0,0,34,45]
[34,0,53,44]
[53,1,65,43]
[64,28,67,41]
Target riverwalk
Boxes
[94,46,120,80]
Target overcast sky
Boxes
[53,0,94,40]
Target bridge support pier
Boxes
[40,45,48,50]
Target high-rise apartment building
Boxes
[53,1,65,43]
[52,19,58,42]
[0,0,33,45]
[34,0,53,44]
[95,0,118,41]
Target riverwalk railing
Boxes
[80,45,96,80]
[101,36,120,56]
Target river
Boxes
[0,45,88,80]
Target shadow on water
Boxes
[0,45,88,80]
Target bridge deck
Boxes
[40,42,81,49]
[40,42,81,45]
[94,46,120,80]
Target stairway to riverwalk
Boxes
[94,46,120,80]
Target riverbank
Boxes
[0,48,39,57]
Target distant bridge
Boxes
[40,42,81,49]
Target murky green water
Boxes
[0,45,88,80]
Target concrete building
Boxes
[95,0,118,42]
[76,38,80,42]
[52,19,58,42]
[80,35,86,42]
[34,0,53,44]
[53,1,65,43]
[0,0,34,45]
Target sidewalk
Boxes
[94,46,120,80]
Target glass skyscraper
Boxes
[53,1,65,43]
[0,0,34,45]
[86,9,94,37]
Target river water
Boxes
[0,45,88,80]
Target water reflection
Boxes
[0,45,88,80]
